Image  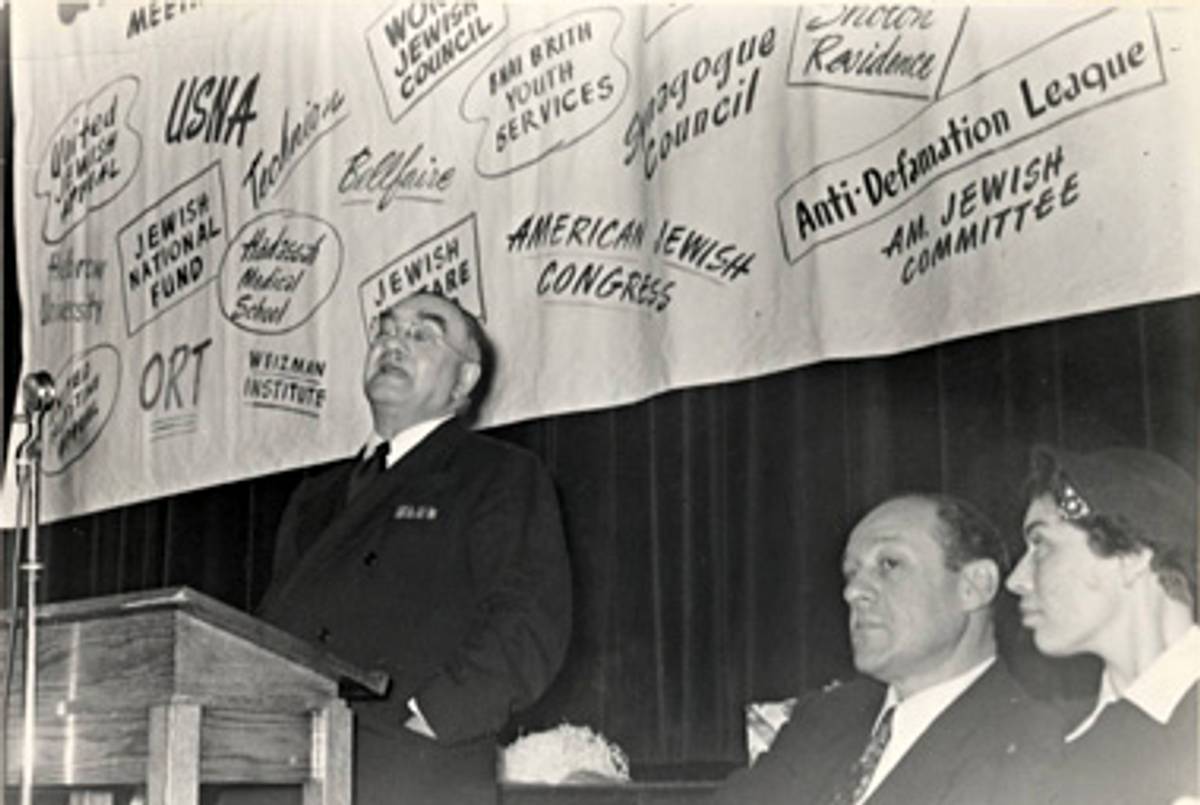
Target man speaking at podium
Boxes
[236,292,572,804]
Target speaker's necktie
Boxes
[346,441,389,503]
[829,705,894,805]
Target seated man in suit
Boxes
[1006,445,1198,804]
[714,493,1062,805]
[225,292,572,805]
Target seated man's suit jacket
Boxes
[253,419,573,805]
[713,661,1063,805]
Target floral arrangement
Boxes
[500,723,632,785]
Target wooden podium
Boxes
[0,586,389,805]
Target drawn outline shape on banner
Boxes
[358,212,486,339]
[460,6,631,178]
[775,9,1166,264]
[217,209,346,335]
[116,159,230,335]
[43,343,122,476]
[366,1,510,123]
[35,74,144,245]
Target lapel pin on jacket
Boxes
[394,504,438,520]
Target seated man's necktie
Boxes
[829,705,894,805]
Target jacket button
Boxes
[363,551,379,567]
[317,627,331,643]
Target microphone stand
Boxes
[10,404,47,805]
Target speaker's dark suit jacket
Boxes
[713,661,1063,805]
[255,419,572,805]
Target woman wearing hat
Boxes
[1006,445,1198,805]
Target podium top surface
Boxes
[6,585,390,698]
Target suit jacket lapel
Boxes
[810,682,888,803]
[269,420,467,605]
[348,420,463,516]
[278,459,356,560]
[866,662,1015,805]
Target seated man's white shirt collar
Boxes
[857,656,995,804]
[1066,623,1200,743]
[362,415,452,469]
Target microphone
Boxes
[21,371,58,413]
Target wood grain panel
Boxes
[199,707,312,784]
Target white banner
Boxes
[4,2,1199,523]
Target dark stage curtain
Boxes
[4,295,1196,776]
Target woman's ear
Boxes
[1117,546,1154,587]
